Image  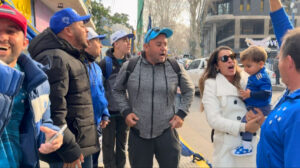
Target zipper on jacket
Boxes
[151,66,155,138]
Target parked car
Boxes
[239,64,276,85]
[186,58,207,93]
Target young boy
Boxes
[232,46,272,156]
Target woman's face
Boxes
[216,49,237,82]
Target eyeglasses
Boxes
[145,27,160,43]
[218,54,236,62]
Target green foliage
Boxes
[91,0,132,35]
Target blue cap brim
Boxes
[119,33,134,40]
[158,28,173,38]
[98,34,106,40]
[145,28,173,43]
[76,14,91,23]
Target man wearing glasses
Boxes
[113,27,194,167]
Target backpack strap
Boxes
[124,56,140,85]
[167,58,181,85]
[105,56,113,79]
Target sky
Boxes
[102,0,138,28]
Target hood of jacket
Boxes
[28,28,82,60]
[105,48,131,60]
[106,48,114,58]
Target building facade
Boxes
[202,0,300,58]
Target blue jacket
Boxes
[257,89,300,168]
[270,7,294,47]
[245,67,272,107]
[0,54,59,168]
[86,61,110,125]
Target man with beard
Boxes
[28,8,98,168]
[98,30,133,168]
[113,27,194,168]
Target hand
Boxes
[245,116,262,133]
[240,89,251,100]
[100,120,109,129]
[39,126,63,154]
[125,113,139,127]
[169,115,184,129]
[253,108,266,126]
[245,110,256,122]
[63,154,84,168]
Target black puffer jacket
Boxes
[28,28,99,163]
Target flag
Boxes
[147,15,152,30]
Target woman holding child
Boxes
[199,46,262,167]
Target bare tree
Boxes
[188,0,216,58]
[145,0,184,28]
[143,0,187,56]
[188,0,200,57]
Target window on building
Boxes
[218,39,234,49]
[241,19,264,35]
[260,0,264,12]
[217,0,233,15]
[246,0,251,11]
[240,0,244,11]
[217,20,235,41]
[240,38,248,49]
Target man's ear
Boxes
[143,43,149,51]
[287,55,296,70]
[22,37,29,50]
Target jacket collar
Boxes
[17,53,48,92]
[215,73,239,97]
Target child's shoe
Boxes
[232,141,253,156]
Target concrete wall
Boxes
[34,0,53,32]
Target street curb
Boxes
[272,85,285,91]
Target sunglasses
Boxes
[218,54,236,62]
[145,27,160,42]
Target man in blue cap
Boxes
[113,27,194,167]
[28,8,98,168]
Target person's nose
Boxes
[0,32,9,42]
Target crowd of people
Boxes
[0,0,300,167]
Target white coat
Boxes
[202,73,256,168]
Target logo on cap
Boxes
[62,17,70,24]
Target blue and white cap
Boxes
[110,30,134,45]
[87,27,106,40]
[50,8,91,34]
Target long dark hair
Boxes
[199,46,241,101]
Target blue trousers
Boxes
[49,155,92,168]
[242,105,271,141]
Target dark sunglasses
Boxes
[145,27,160,42]
[218,54,236,62]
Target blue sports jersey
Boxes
[245,67,272,107]
[257,89,300,168]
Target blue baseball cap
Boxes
[87,27,106,40]
[50,8,91,34]
[144,27,173,43]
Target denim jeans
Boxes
[49,155,92,168]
